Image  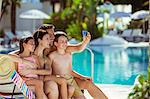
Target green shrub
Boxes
[128,49,150,99]
[44,0,103,40]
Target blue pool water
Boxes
[72,46,148,85]
[0,47,148,85]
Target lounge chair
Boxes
[4,31,16,47]
[121,29,133,42]
[0,38,4,45]
[0,55,33,99]
[132,29,145,42]
[144,29,150,42]
[16,31,32,39]
[108,30,118,36]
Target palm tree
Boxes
[0,0,21,35]
[0,0,10,21]
[11,0,21,35]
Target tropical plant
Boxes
[44,0,103,41]
[128,48,150,99]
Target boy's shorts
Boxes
[62,75,83,97]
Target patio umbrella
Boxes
[19,9,49,31]
[131,10,149,19]
[110,12,131,18]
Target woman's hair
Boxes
[19,36,33,54]
[39,24,55,30]
[33,30,49,49]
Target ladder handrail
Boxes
[85,47,94,80]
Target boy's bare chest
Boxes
[53,55,71,67]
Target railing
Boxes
[85,47,94,80]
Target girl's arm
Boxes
[2,54,37,68]
[19,56,51,76]
[66,32,91,53]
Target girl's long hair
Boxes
[19,37,33,54]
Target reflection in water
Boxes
[72,47,148,85]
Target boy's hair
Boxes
[54,31,68,43]
[39,24,55,30]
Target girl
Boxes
[4,36,48,99]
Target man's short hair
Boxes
[39,24,55,30]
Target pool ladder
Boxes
[85,47,94,80]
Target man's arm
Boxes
[66,32,91,53]
[71,70,92,81]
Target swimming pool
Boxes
[0,47,148,85]
[72,46,148,85]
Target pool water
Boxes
[0,47,148,85]
[72,47,148,85]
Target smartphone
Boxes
[82,30,88,37]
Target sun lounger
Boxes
[132,29,145,42]
[144,29,150,42]
[0,38,4,45]
[121,29,133,42]
[0,54,33,99]
[108,30,118,36]
[16,31,32,39]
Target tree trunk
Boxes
[11,1,16,35]
[0,0,10,21]
[0,0,2,12]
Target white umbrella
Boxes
[110,12,131,18]
[19,9,50,31]
[131,10,149,19]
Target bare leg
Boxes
[68,85,75,98]
[26,79,47,99]
[44,80,59,99]
[44,76,68,99]
[74,77,108,99]
[74,96,86,99]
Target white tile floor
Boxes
[84,84,132,99]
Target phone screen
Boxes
[82,30,87,37]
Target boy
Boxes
[49,31,91,99]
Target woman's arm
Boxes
[66,32,91,53]
[19,69,51,76]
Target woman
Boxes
[33,30,68,99]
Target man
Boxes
[40,24,107,99]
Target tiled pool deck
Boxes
[84,84,132,99]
